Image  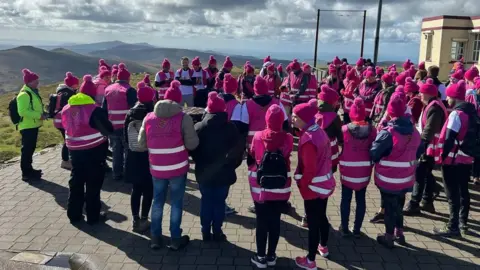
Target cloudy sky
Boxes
[1,0,479,61]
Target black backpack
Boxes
[458,99,480,159]
[256,149,288,189]
[8,91,33,125]
[48,88,74,118]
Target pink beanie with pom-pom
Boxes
[349,98,366,122]
[208,55,216,65]
[136,82,155,103]
[223,56,233,69]
[419,78,438,96]
[446,80,467,100]
[293,99,318,125]
[64,72,79,88]
[164,80,182,103]
[79,75,96,97]
[318,84,339,105]
[223,74,238,94]
[207,92,226,113]
[22,69,39,84]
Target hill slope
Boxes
[0,46,155,93]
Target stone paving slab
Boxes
[0,148,479,270]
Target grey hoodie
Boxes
[138,100,199,151]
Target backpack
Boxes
[256,149,288,189]
[48,88,74,118]
[9,91,33,126]
[127,120,146,152]
[459,101,480,159]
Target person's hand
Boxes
[40,114,47,120]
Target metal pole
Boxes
[314,9,320,68]
[373,0,382,65]
[360,10,366,57]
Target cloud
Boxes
[1,0,480,45]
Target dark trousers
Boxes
[193,89,210,108]
[343,112,351,124]
[58,128,69,162]
[442,164,471,230]
[199,185,229,234]
[67,142,108,223]
[20,127,39,174]
[131,178,153,220]
[382,191,405,235]
[254,201,285,257]
[410,156,435,204]
[305,198,329,261]
[472,158,480,178]
[340,185,366,233]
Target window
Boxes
[425,34,433,61]
[473,34,480,62]
[451,41,465,61]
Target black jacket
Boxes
[191,112,240,187]
[124,102,154,143]
[90,107,114,137]
[442,101,476,161]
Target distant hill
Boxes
[0,46,155,93]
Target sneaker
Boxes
[432,225,461,237]
[248,205,256,214]
[295,256,317,270]
[301,216,308,228]
[369,212,384,223]
[403,202,421,216]
[60,160,72,170]
[213,232,227,242]
[419,200,435,213]
[168,235,190,251]
[22,173,41,182]
[133,218,150,233]
[225,205,236,215]
[317,245,329,258]
[352,229,362,239]
[251,255,267,269]
[338,226,353,238]
[394,229,406,245]
[31,169,43,176]
[266,254,277,267]
[460,224,469,236]
[377,234,394,249]
[150,236,163,250]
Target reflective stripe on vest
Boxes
[339,160,372,167]
[344,97,354,103]
[290,94,310,99]
[108,110,129,115]
[149,145,186,154]
[448,149,470,158]
[66,132,103,141]
[248,131,258,136]
[294,172,332,183]
[150,160,189,172]
[281,98,292,103]
[54,119,62,123]
[65,133,105,149]
[341,175,370,183]
[308,185,332,195]
[375,172,413,184]
[248,171,292,178]
[111,120,125,124]
[378,160,417,168]
[251,186,291,194]
[365,108,373,113]
[330,138,337,147]
[374,104,384,110]
[291,88,299,92]
[331,152,340,160]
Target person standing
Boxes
[191,57,210,108]
[175,57,196,107]
[154,58,174,100]
[249,105,293,268]
[48,72,79,170]
[62,75,113,225]
[191,92,240,242]
[370,73,395,127]
[370,95,422,248]
[433,80,474,236]
[16,69,46,181]
[138,80,199,251]
[404,79,447,215]
[263,64,282,97]
[103,63,138,181]
[124,82,156,233]
[93,66,112,106]
[287,59,309,106]
[292,100,336,269]
[341,69,361,124]
[204,55,219,90]
[354,71,381,119]
[214,56,234,92]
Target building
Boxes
[419,15,480,80]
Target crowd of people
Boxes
[10,53,480,270]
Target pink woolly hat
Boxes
[254,76,269,95]
[64,72,79,88]
[395,72,407,86]
[264,55,271,63]
[245,64,254,74]
[346,69,357,81]
[277,64,283,73]
[207,92,226,113]
[223,73,238,94]
[99,66,111,79]
[328,64,336,75]
[98,59,111,72]
[22,69,39,84]
[346,65,353,72]
[111,68,118,77]
[408,65,417,79]
[446,80,467,100]
[381,73,394,85]
[387,94,406,118]
[192,57,201,66]
[291,59,301,70]
[117,63,130,81]
[349,98,366,122]
[333,56,342,66]
[318,84,339,105]
[268,63,276,72]
[418,61,426,70]
[162,58,171,69]
[293,99,318,125]
[376,66,385,76]
[451,69,464,81]
[419,78,438,96]
[223,56,233,69]
[208,55,217,65]
[302,63,311,73]
[142,74,151,85]
[392,85,407,103]
[356,57,364,67]
[464,66,479,81]
[266,104,284,132]
[404,77,419,93]
[164,80,182,103]
[365,70,375,78]
[474,77,480,89]
[79,75,96,97]
[402,59,412,70]
[136,82,155,103]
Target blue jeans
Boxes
[151,174,187,239]
[110,129,126,179]
[199,185,229,234]
[340,185,366,233]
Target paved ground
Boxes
[0,148,479,270]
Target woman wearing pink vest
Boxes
[292,100,335,269]
[62,75,113,225]
[103,63,138,181]
[405,77,423,125]
[238,64,256,102]
[354,70,381,119]
[287,59,310,105]
[433,80,474,237]
[249,105,293,269]
[93,67,111,106]
[339,98,376,238]
[370,73,395,126]
[154,59,174,100]
[138,81,199,251]
[465,78,480,185]
[302,64,318,100]
[204,55,219,90]
[370,95,422,249]
[341,69,360,124]
[264,64,282,97]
